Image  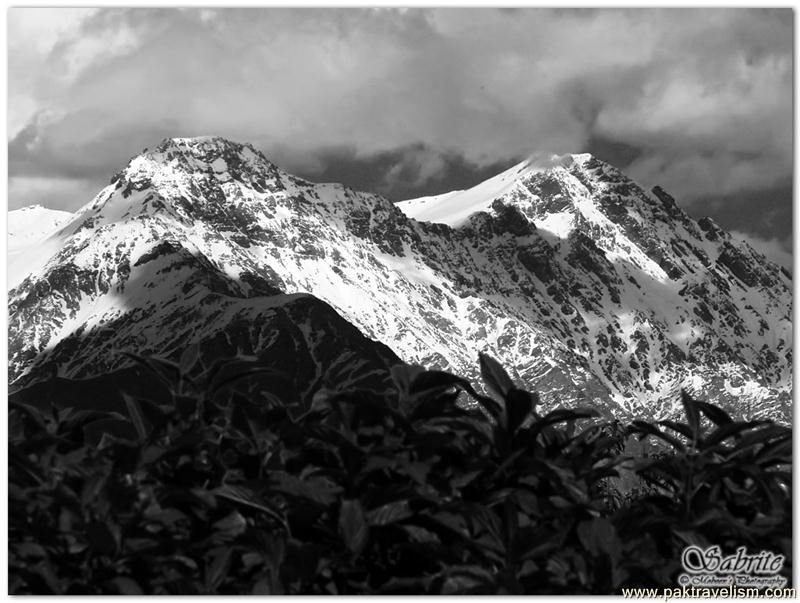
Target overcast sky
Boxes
[8,7,793,267]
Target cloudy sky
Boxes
[8,7,793,267]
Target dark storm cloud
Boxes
[285,144,515,202]
[8,7,792,265]
[9,112,182,181]
[693,182,793,241]
[584,137,643,171]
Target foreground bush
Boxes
[9,351,792,594]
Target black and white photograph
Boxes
[6,5,794,596]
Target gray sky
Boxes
[8,7,793,267]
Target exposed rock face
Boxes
[8,137,792,421]
[400,154,791,420]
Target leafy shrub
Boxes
[9,350,792,594]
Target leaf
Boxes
[179,343,201,375]
[121,352,178,393]
[503,496,517,557]
[360,456,398,476]
[402,524,440,544]
[9,400,48,431]
[122,392,149,442]
[756,436,792,466]
[450,469,483,490]
[658,419,695,440]
[111,577,144,595]
[737,423,791,448]
[390,364,427,396]
[212,484,289,532]
[339,499,369,556]
[140,444,168,466]
[408,369,462,395]
[693,400,733,426]
[58,409,128,438]
[429,510,470,538]
[455,380,504,421]
[401,460,430,486]
[576,517,620,559]
[149,507,189,527]
[672,529,712,549]
[379,575,435,594]
[539,407,599,424]
[423,416,493,445]
[269,472,343,506]
[506,388,534,435]
[13,542,47,559]
[309,388,336,414]
[703,421,769,449]
[205,546,233,591]
[212,511,248,540]
[208,359,287,395]
[479,352,514,400]
[366,500,413,526]
[440,565,497,594]
[190,487,219,508]
[32,559,62,594]
[680,390,701,442]
[251,578,272,595]
[401,370,501,421]
[526,407,599,443]
[636,462,682,491]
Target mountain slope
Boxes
[8,145,402,399]
[8,205,74,289]
[397,154,574,227]
[399,153,792,417]
[8,137,791,420]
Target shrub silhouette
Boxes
[9,350,792,594]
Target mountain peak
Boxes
[519,151,590,172]
[108,136,281,200]
[396,151,612,228]
[152,135,262,158]
[41,136,291,241]
[132,136,278,176]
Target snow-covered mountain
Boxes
[8,137,792,421]
[8,205,73,289]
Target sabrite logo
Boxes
[677,546,787,590]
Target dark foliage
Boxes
[9,350,792,594]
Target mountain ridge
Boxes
[8,136,792,421]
